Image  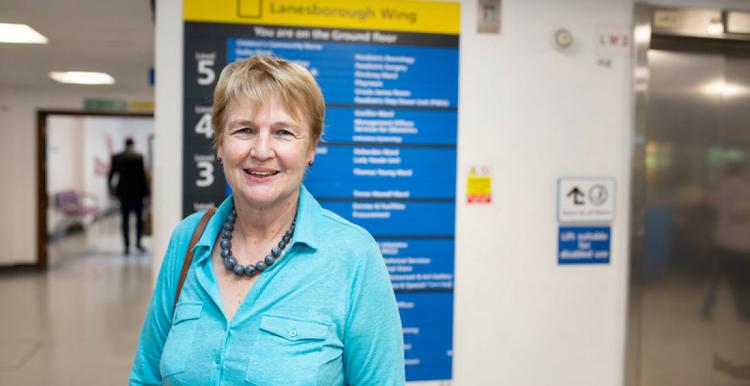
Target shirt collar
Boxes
[192,185,321,263]
[292,185,321,251]
[191,195,234,262]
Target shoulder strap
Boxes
[173,207,217,315]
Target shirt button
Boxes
[289,329,297,338]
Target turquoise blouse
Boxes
[130,186,405,385]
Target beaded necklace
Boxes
[219,206,296,277]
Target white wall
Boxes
[0,103,11,263]
[0,90,152,265]
[47,116,85,197]
[46,116,86,235]
[453,1,632,385]
[153,0,184,280]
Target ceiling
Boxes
[0,0,154,94]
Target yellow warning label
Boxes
[185,0,460,35]
[467,167,492,204]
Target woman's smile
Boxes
[243,166,280,181]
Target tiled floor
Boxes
[0,216,152,386]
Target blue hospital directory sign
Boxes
[183,0,460,381]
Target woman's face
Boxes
[218,94,315,210]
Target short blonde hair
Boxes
[211,55,325,149]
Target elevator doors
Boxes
[637,40,750,386]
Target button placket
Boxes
[218,327,230,368]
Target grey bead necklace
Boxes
[220,206,296,277]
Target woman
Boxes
[130,56,405,385]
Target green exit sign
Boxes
[83,98,128,111]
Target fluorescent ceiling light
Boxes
[49,71,115,85]
[0,23,48,44]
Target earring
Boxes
[217,156,222,163]
[307,161,314,167]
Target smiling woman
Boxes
[130,55,405,386]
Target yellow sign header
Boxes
[184,0,460,35]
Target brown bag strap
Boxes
[173,207,217,315]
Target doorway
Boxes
[37,111,154,269]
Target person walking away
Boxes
[108,137,149,255]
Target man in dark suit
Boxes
[108,138,149,255]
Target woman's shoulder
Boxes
[167,209,214,248]
[176,210,210,234]
[318,207,377,246]
[155,210,215,285]
[314,209,385,267]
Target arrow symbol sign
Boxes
[567,186,585,205]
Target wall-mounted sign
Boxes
[595,26,631,58]
[557,177,615,266]
[83,98,154,112]
[558,226,611,265]
[84,98,127,111]
[466,166,491,204]
[183,0,459,381]
[557,177,615,223]
[653,10,683,29]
